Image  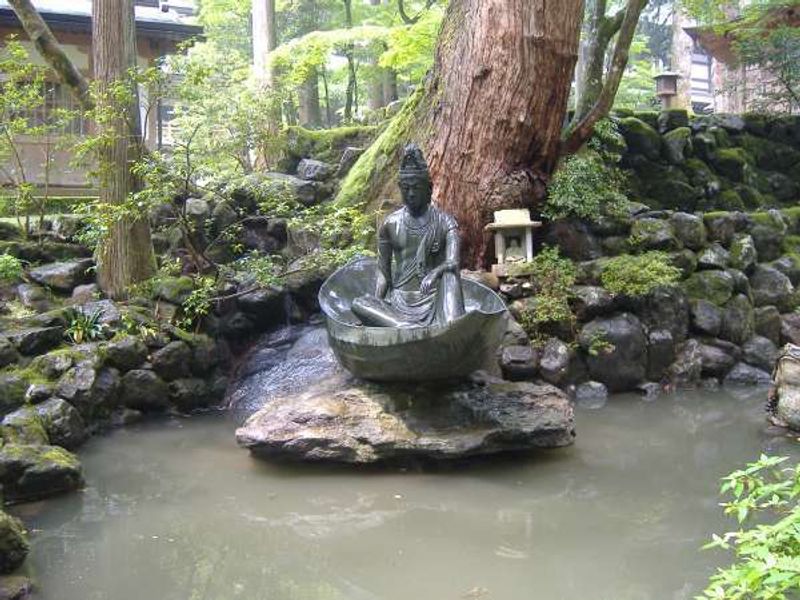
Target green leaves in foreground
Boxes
[698,454,800,600]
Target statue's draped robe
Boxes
[378,206,458,326]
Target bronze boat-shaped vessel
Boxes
[319,257,508,381]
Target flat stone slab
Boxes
[235,374,575,464]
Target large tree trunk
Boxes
[94,0,156,297]
[338,0,584,268]
[252,0,278,84]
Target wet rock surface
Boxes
[232,328,574,463]
[236,372,575,463]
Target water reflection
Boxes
[15,385,800,600]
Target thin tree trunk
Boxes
[343,0,356,122]
[573,0,625,121]
[94,0,156,297]
[383,68,398,104]
[562,0,648,155]
[8,0,93,110]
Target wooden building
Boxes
[0,0,201,196]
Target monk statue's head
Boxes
[399,143,432,216]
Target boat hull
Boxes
[319,258,508,381]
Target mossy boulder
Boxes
[662,127,693,165]
[153,276,194,305]
[693,131,718,161]
[670,249,698,277]
[120,370,169,412]
[743,113,769,136]
[619,117,662,161]
[629,218,680,251]
[689,299,722,337]
[683,270,735,306]
[56,362,120,421]
[102,335,148,372]
[720,294,755,345]
[754,305,782,344]
[669,212,707,250]
[697,243,730,270]
[0,443,83,503]
[0,512,28,574]
[658,109,690,133]
[711,148,753,182]
[750,264,796,312]
[578,313,647,392]
[34,398,86,450]
[733,184,765,210]
[27,259,94,293]
[0,342,18,371]
[0,375,28,416]
[716,189,745,211]
[729,234,757,273]
[771,254,800,286]
[284,125,379,167]
[1,406,48,445]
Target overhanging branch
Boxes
[8,0,94,110]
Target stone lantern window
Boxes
[485,209,542,276]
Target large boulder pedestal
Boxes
[236,373,575,464]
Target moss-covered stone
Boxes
[716,189,745,211]
[662,127,692,165]
[729,234,757,272]
[1,406,48,445]
[670,249,698,277]
[633,111,659,129]
[619,117,662,161]
[733,184,765,210]
[711,148,753,182]
[720,294,755,345]
[743,112,769,136]
[153,276,194,305]
[284,124,379,167]
[669,212,706,250]
[0,511,28,574]
[693,131,717,161]
[0,443,83,503]
[683,270,735,305]
[629,218,680,251]
[658,109,689,133]
[710,126,732,148]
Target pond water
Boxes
[15,386,798,600]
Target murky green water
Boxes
[15,386,799,600]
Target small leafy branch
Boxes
[698,454,800,599]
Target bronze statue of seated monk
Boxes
[351,144,466,328]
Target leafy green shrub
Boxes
[543,150,628,220]
[699,455,800,599]
[510,246,576,328]
[600,252,681,297]
[0,254,23,284]
[64,308,106,344]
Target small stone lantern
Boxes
[485,209,542,277]
[654,71,680,109]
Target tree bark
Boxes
[339,0,585,268]
[298,68,323,127]
[7,0,93,110]
[94,0,157,297]
[252,0,278,84]
[343,0,357,122]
